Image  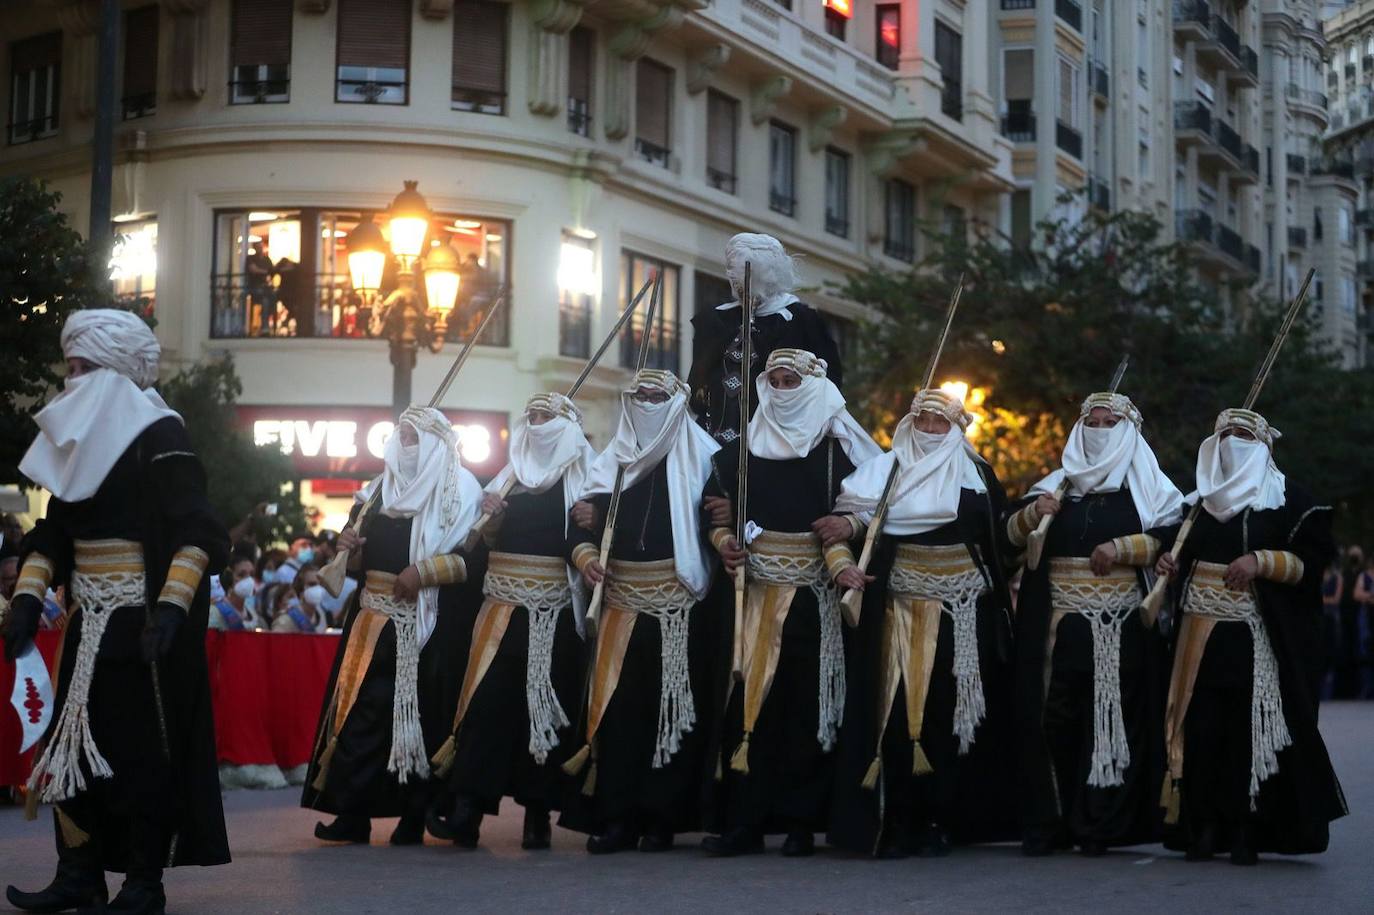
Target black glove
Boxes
[141,603,185,664]
[3,594,43,663]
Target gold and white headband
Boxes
[399,405,457,445]
[1215,408,1280,447]
[1080,392,1142,427]
[525,392,583,425]
[624,368,688,397]
[764,348,828,379]
[910,388,972,430]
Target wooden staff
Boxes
[467,273,658,536]
[319,291,508,598]
[838,275,964,623]
[1139,268,1315,622]
[732,263,754,676]
[583,270,664,633]
[1025,354,1130,571]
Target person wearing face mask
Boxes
[425,393,596,851]
[561,370,724,854]
[1005,392,1184,858]
[1151,409,1345,865]
[815,388,1018,858]
[697,349,881,858]
[3,309,230,914]
[275,537,316,584]
[688,234,844,446]
[271,583,328,633]
[302,408,482,847]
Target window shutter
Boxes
[452,1,508,94]
[706,91,736,176]
[11,32,61,73]
[122,7,159,99]
[337,0,411,71]
[232,0,293,68]
[635,59,672,147]
[1004,49,1033,101]
[568,26,593,103]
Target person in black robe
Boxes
[1006,392,1184,857]
[822,388,1019,858]
[429,393,593,850]
[1152,408,1346,864]
[5,310,229,915]
[688,233,843,445]
[302,407,483,846]
[558,370,730,853]
[698,348,879,857]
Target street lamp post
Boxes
[347,181,463,416]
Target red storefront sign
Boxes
[234,405,509,478]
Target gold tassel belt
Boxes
[605,558,695,616]
[362,571,417,617]
[889,543,982,601]
[1048,557,1138,614]
[747,530,825,585]
[1183,561,1259,622]
[484,551,571,611]
[71,539,146,611]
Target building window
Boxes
[558,233,594,358]
[335,0,410,105]
[824,7,847,41]
[1002,48,1034,140]
[567,26,593,135]
[942,204,965,241]
[1340,205,1353,245]
[884,178,915,262]
[1314,206,1323,242]
[706,90,738,194]
[876,4,900,70]
[111,218,158,316]
[1136,15,1149,87]
[1057,54,1080,128]
[7,32,61,145]
[934,21,962,120]
[769,121,797,216]
[210,208,510,345]
[824,147,850,237]
[634,58,672,167]
[619,251,680,372]
[122,6,158,120]
[452,0,508,115]
[230,0,292,103]
[1011,188,1032,249]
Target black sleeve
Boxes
[20,507,74,587]
[799,306,844,391]
[567,492,611,559]
[1284,488,1336,593]
[144,418,231,572]
[980,464,1016,572]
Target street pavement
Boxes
[2,702,1371,914]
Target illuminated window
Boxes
[559,233,595,358]
[619,252,680,372]
[111,218,158,316]
[876,5,900,70]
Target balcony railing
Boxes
[1172,0,1211,36]
[1313,158,1356,179]
[1214,118,1243,161]
[1212,15,1240,60]
[707,167,737,194]
[883,239,915,262]
[1001,0,1035,8]
[1245,244,1261,275]
[559,297,591,358]
[1239,47,1259,81]
[1056,119,1083,159]
[1329,70,1340,88]
[121,92,156,121]
[1347,64,1357,80]
[1356,208,1374,229]
[1366,55,1374,73]
[1055,0,1082,31]
[1242,144,1260,179]
[1216,223,1243,262]
[1358,260,1374,280]
[634,137,671,168]
[769,191,797,217]
[1287,153,1307,175]
[1174,100,1212,136]
[1288,226,1308,248]
[825,214,850,238]
[1090,59,1109,98]
[1176,209,1214,245]
[1088,174,1110,211]
[1000,108,1037,142]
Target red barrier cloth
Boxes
[0,630,63,788]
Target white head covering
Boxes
[357,406,482,648]
[488,393,597,633]
[1029,392,1184,530]
[715,232,801,321]
[20,309,180,502]
[749,348,880,465]
[835,389,988,536]
[1194,408,1286,522]
[579,370,721,599]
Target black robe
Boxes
[440,483,583,813]
[300,507,481,820]
[558,460,717,835]
[688,302,843,444]
[829,467,1019,854]
[703,437,857,835]
[20,416,230,872]
[1151,485,1346,854]
[1010,488,1169,849]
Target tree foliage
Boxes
[842,197,1374,547]
[0,178,113,482]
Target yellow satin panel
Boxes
[449,598,517,736]
[586,605,638,744]
[1163,611,1218,784]
[739,582,797,738]
[872,596,942,756]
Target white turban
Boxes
[61,308,161,390]
[718,232,801,320]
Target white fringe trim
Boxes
[363,590,429,784]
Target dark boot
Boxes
[1185,821,1217,862]
[700,826,763,857]
[389,813,425,846]
[314,814,371,844]
[521,805,552,851]
[7,836,108,913]
[1020,826,1056,858]
[92,874,165,915]
[1229,823,1258,867]
[915,823,952,858]
[876,821,911,860]
[1079,839,1108,858]
[586,821,638,855]
[780,831,815,857]
[446,795,483,850]
[637,823,674,853]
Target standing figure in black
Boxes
[6,309,230,914]
[689,233,843,444]
[1154,409,1346,864]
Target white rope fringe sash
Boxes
[361,588,429,783]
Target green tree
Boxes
[0,178,114,482]
[842,196,1374,547]
[159,357,308,544]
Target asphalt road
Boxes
[2,702,1371,914]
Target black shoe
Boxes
[916,824,952,858]
[521,807,552,851]
[1020,832,1055,858]
[446,796,483,849]
[1185,824,1217,862]
[88,879,165,915]
[638,825,675,853]
[701,827,763,857]
[586,821,639,855]
[1229,827,1258,867]
[390,813,425,846]
[7,873,107,913]
[780,831,815,857]
[1079,839,1107,858]
[314,815,370,844]
[425,804,456,842]
[876,823,911,860]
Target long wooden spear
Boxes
[1139,267,1315,622]
[732,263,754,678]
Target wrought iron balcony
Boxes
[1000,107,1037,142]
[1288,226,1307,249]
[1088,174,1110,211]
[1176,209,1213,244]
[1056,0,1082,32]
[1090,59,1109,99]
[1286,153,1307,176]
[1056,119,1083,159]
